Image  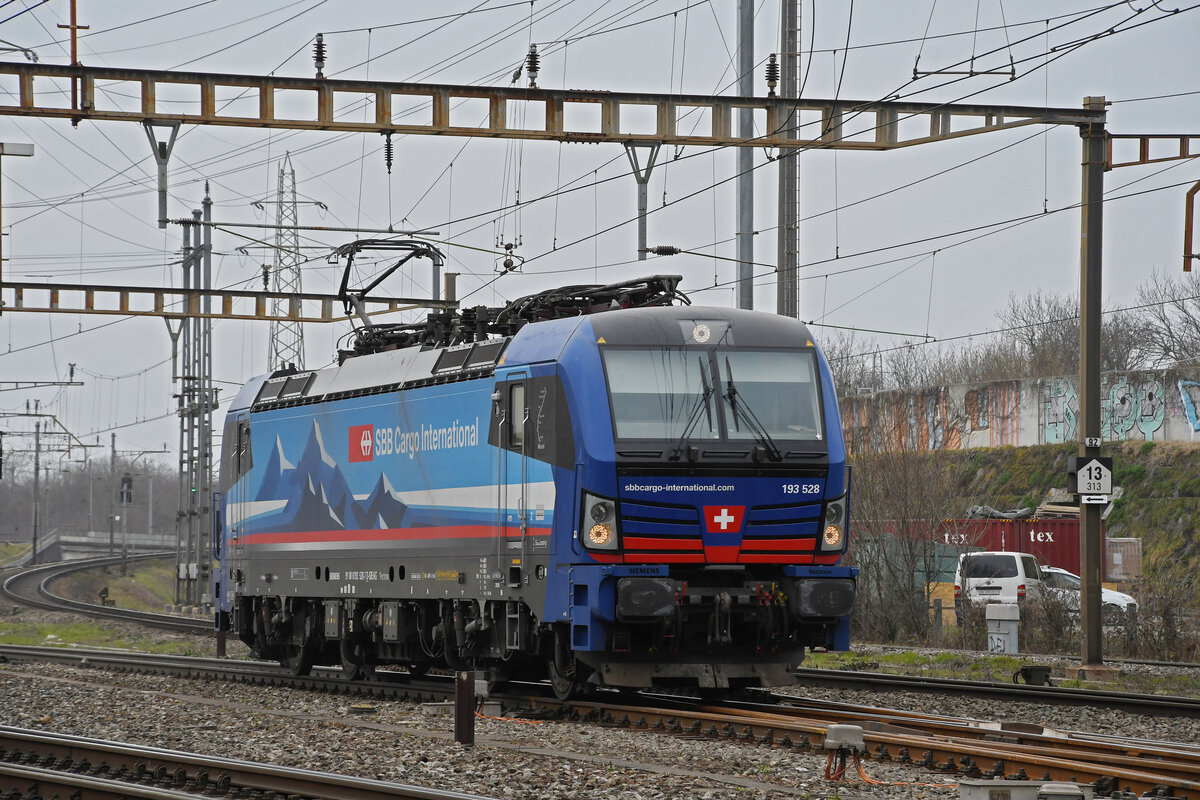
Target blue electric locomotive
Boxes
[214,266,855,696]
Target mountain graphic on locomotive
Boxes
[213,252,855,698]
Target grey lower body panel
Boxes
[593,658,800,689]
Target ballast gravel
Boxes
[1,623,1198,799]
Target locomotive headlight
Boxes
[823,524,843,549]
[590,501,611,523]
[581,491,620,550]
[819,495,848,553]
[587,523,613,547]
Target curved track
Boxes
[5,558,1198,718]
[7,558,1200,798]
[0,554,211,634]
[0,725,495,800]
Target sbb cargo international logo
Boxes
[348,424,374,462]
[703,505,745,534]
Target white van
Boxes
[954,551,1045,618]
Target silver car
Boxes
[1040,565,1138,624]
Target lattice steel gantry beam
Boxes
[0,61,1104,150]
[0,281,454,320]
[1107,133,1200,169]
[1105,134,1200,272]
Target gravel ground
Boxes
[2,617,1199,799]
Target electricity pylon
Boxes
[267,153,304,371]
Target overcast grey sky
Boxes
[0,0,1197,466]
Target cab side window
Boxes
[510,383,525,448]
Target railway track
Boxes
[0,554,211,634]
[0,725,495,800]
[7,557,1198,713]
[533,694,1200,798]
[791,666,1200,716]
[719,694,1200,796]
[4,643,1199,798]
[7,559,1200,797]
[0,643,455,702]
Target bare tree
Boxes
[819,329,885,400]
[826,332,1029,399]
[940,338,1028,385]
[1135,270,1200,368]
[1101,307,1154,372]
[998,290,1080,378]
[849,429,971,643]
[995,289,1152,376]
[885,341,945,391]
[1129,532,1200,661]
[0,458,177,541]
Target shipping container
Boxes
[858,517,1124,578]
[950,518,1086,573]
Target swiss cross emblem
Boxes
[703,505,745,534]
[348,424,374,462]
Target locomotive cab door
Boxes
[223,411,253,560]
[216,410,252,622]
[495,374,529,590]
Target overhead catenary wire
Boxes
[11,0,1142,225]
[7,0,1190,383]
[491,0,1199,295]
[676,172,1200,347]
[10,1,712,237]
[828,287,1200,365]
[9,0,1171,261]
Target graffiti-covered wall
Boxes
[843,370,1200,453]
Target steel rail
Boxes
[716,698,1200,789]
[764,694,1200,773]
[862,642,1200,672]
[790,666,1200,716]
[541,697,1200,797]
[0,644,458,703]
[0,725,496,800]
[4,644,1199,797]
[8,557,1200,723]
[0,763,207,800]
[0,555,212,634]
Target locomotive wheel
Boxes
[340,639,374,681]
[484,667,510,694]
[546,624,582,700]
[279,606,316,676]
[546,657,578,701]
[281,637,316,676]
[340,658,373,681]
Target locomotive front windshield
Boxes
[602,348,719,440]
[717,349,823,441]
[602,347,824,443]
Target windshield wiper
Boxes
[723,357,783,462]
[669,357,714,462]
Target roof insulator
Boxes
[766,53,779,97]
[313,33,327,79]
[525,44,540,88]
